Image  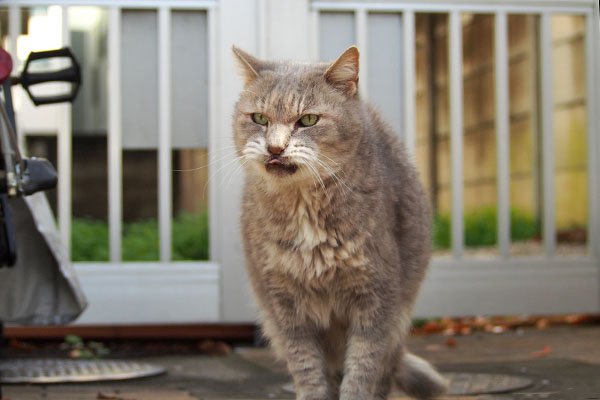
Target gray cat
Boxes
[232,45,447,400]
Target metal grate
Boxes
[282,372,533,396]
[444,372,533,395]
[0,359,166,384]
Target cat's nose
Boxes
[266,124,290,155]
[267,144,286,155]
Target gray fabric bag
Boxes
[0,193,87,325]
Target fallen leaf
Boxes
[8,339,35,351]
[442,327,457,336]
[97,392,135,400]
[423,321,441,333]
[536,318,549,329]
[531,344,552,358]
[197,339,232,356]
[445,337,457,348]
[460,326,472,335]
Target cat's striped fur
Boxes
[232,45,447,400]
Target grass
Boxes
[72,211,209,262]
[433,207,540,249]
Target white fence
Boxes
[309,1,600,317]
[3,0,600,323]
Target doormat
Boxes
[0,359,166,383]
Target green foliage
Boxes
[121,219,160,261]
[433,214,451,250]
[71,211,209,262]
[63,335,110,359]
[510,208,540,242]
[71,219,109,262]
[172,212,209,261]
[465,207,498,247]
[433,207,540,249]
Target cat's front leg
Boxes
[261,291,329,400]
[339,323,391,400]
[264,317,329,400]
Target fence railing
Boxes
[312,0,599,263]
[3,0,218,265]
[2,0,599,320]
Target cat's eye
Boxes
[252,113,268,125]
[298,114,318,127]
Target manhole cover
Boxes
[0,359,166,384]
[445,372,533,395]
[282,373,532,396]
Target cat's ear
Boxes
[324,46,360,96]
[232,46,263,87]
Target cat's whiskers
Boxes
[289,146,346,196]
[243,139,269,159]
[172,147,240,172]
[287,149,331,202]
[312,155,353,199]
[223,154,253,189]
[297,157,330,202]
[292,157,319,192]
[202,153,250,198]
[313,152,352,188]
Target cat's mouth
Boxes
[265,156,298,176]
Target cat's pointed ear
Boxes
[324,46,360,96]
[232,45,263,87]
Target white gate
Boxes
[3,0,599,324]
[308,0,600,316]
[3,0,222,324]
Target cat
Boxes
[232,45,448,400]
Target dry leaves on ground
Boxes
[196,339,232,356]
[531,345,553,358]
[411,314,600,336]
[97,392,136,400]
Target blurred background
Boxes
[0,0,598,330]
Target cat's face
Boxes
[232,46,363,188]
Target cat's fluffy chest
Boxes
[264,188,370,285]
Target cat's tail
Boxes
[395,352,448,399]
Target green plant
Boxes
[172,212,210,261]
[510,208,539,242]
[63,334,110,359]
[432,207,540,249]
[122,219,160,261]
[433,214,451,250]
[465,207,497,247]
[71,219,109,262]
[71,211,209,262]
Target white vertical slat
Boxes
[403,10,416,157]
[449,11,464,259]
[310,9,320,61]
[540,12,556,258]
[495,11,510,259]
[108,7,123,263]
[257,0,267,58]
[158,7,172,262]
[355,8,368,99]
[58,6,72,258]
[585,11,599,259]
[8,6,20,58]
[207,6,219,262]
